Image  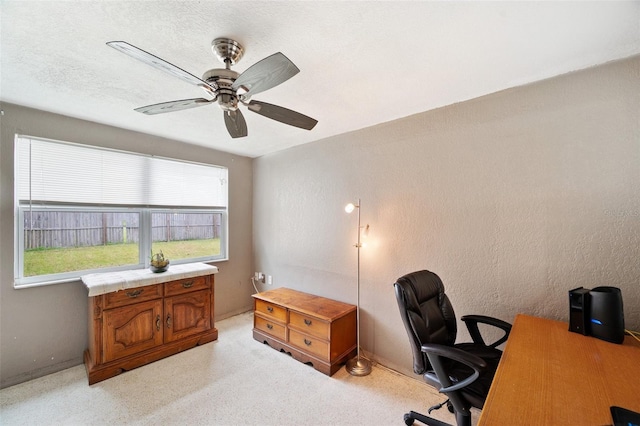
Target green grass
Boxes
[24,239,220,277]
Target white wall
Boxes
[253,56,640,376]
[0,104,254,388]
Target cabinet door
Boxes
[164,289,211,342]
[103,299,164,363]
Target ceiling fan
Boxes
[107,38,318,138]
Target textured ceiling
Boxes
[2,1,639,158]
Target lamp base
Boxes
[345,356,372,376]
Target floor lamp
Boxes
[345,198,372,376]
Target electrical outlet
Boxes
[267,275,273,285]
[256,272,265,283]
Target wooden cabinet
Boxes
[84,274,217,384]
[252,287,357,376]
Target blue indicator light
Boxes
[590,318,602,325]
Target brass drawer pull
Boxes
[304,319,312,326]
[267,324,273,330]
[166,314,172,329]
[156,315,161,331]
[126,289,143,298]
[304,339,312,346]
[182,281,194,289]
[267,306,274,313]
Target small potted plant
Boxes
[150,250,170,273]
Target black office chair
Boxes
[393,270,511,426]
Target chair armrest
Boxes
[421,343,487,393]
[461,315,512,348]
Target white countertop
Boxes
[81,263,218,297]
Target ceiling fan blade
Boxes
[107,41,217,94]
[247,100,318,130]
[135,98,212,115]
[224,109,248,138]
[232,52,299,97]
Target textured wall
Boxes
[253,56,640,376]
[1,55,638,388]
[0,104,254,388]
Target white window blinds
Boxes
[16,136,228,208]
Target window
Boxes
[14,136,228,287]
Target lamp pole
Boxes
[346,198,372,376]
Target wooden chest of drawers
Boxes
[252,287,357,376]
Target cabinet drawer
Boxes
[254,314,287,341]
[289,329,329,360]
[164,276,209,297]
[289,311,329,340]
[255,299,287,322]
[104,284,163,309]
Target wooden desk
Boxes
[478,314,640,425]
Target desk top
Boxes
[478,314,640,426]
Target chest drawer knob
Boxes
[304,339,312,346]
[304,319,312,326]
[182,281,194,288]
[267,306,274,313]
[267,324,274,330]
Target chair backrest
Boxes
[394,270,458,375]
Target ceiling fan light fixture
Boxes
[218,93,238,111]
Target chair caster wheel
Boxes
[403,413,415,425]
[447,401,454,413]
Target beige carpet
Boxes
[0,311,478,425]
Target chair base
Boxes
[403,410,452,426]
[402,409,471,426]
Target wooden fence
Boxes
[23,211,222,250]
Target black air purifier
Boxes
[589,286,625,344]
[569,287,591,335]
